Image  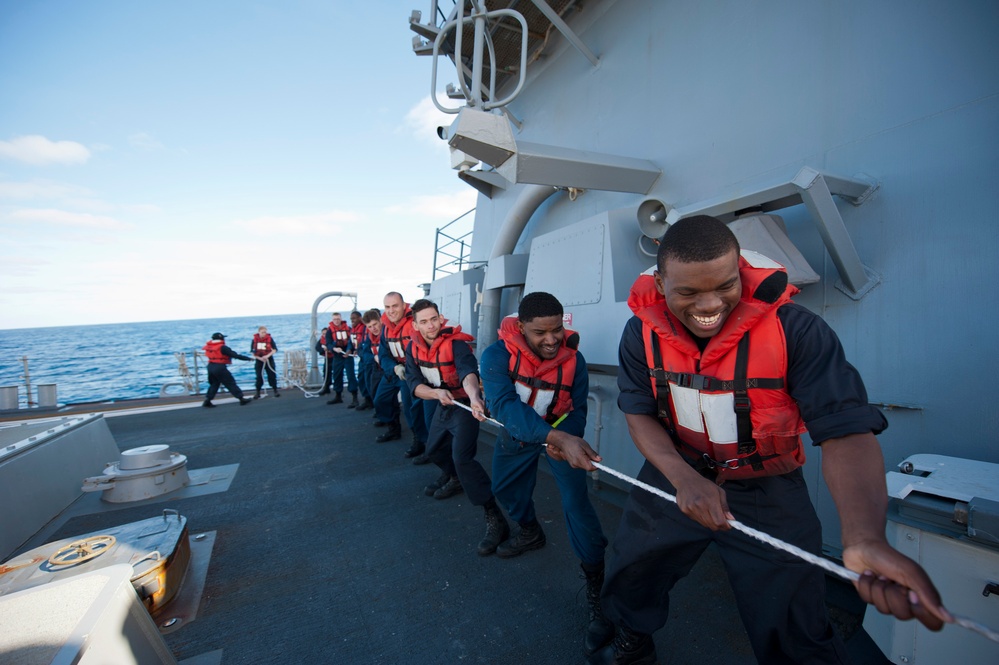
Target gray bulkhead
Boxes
[424,0,999,554]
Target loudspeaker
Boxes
[637,199,671,239]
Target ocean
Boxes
[0,312,336,408]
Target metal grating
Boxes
[435,1,580,98]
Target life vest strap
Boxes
[645,369,784,392]
[649,331,782,473]
[510,351,568,421]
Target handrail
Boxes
[433,208,476,279]
[431,2,528,113]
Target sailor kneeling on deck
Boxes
[480,292,613,657]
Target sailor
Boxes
[372,292,432,452]
[348,310,369,409]
[322,312,357,406]
[316,312,337,396]
[569,216,948,664]
[404,299,510,555]
[202,332,253,407]
[357,309,382,412]
[479,291,611,656]
[250,325,280,399]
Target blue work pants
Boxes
[331,353,357,395]
[601,463,849,664]
[426,404,492,505]
[491,433,607,566]
[374,371,431,443]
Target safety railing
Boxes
[433,207,478,279]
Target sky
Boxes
[0,0,477,329]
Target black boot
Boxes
[273,388,280,397]
[201,400,214,408]
[478,502,509,556]
[347,392,358,409]
[238,397,252,406]
[327,393,343,405]
[254,390,261,400]
[586,627,656,665]
[495,521,546,558]
[375,418,401,442]
[433,476,463,500]
[404,438,425,458]
[582,563,614,657]
[411,452,432,465]
[424,471,450,496]
[356,397,372,411]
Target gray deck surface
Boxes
[38,391,885,665]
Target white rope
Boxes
[451,399,504,427]
[282,349,324,398]
[590,461,999,644]
[172,352,198,393]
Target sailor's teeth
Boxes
[692,313,721,325]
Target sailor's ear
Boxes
[653,270,667,296]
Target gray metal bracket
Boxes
[529,0,600,67]
[665,167,881,299]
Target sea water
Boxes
[0,313,335,408]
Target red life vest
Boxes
[497,315,577,424]
[381,308,414,363]
[350,323,365,351]
[408,325,475,398]
[628,252,807,480]
[252,333,273,358]
[203,340,230,364]
[368,330,380,359]
[327,321,351,349]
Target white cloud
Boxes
[0,180,93,200]
[403,96,458,149]
[8,208,131,230]
[122,203,164,215]
[230,211,360,236]
[128,132,164,150]
[0,255,48,277]
[384,190,477,219]
[0,135,91,165]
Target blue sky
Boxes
[0,1,475,329]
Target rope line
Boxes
[591,461,998,644]
[451,399,504,427]
[424,389,999,641]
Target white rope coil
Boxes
[282,349,324,398]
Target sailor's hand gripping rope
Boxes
[460,402,999,645]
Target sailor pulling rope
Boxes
[451,400,999,645]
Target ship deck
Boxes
[5,391,886,664]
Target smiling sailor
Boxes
[552,215,950,665]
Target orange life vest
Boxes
[409,325,475,398]
[327,321,350,349]
[252,333,273,358]
[350,323,365,351]
[381,308,414,363]
[203,340,230,364]
[628,252,807,480]
[497,315,577,424]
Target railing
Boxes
[433,207,479,280]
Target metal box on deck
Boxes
[863,454,999,664]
